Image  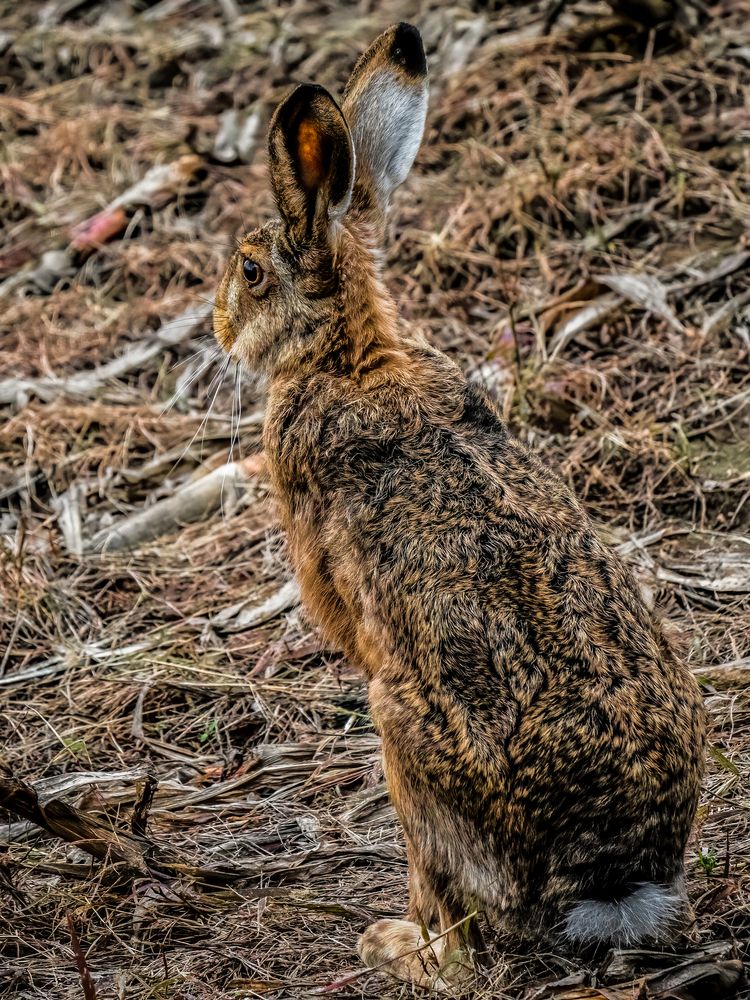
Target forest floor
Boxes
[1,1,749,997]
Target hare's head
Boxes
[213,23,428,374]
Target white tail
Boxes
[562,881,686,947]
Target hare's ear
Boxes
[268,83,354,247]
[342,23,428,225]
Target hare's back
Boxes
[326,379,699,739]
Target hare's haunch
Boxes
[214,22,705,992]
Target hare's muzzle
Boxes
[213,267,237,353]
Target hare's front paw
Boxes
[358,918,474,994]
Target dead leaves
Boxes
[69,155,202,252]
[527,942,744,1000]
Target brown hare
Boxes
[213,23,706,993]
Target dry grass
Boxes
[1,1,749,997]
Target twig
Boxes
[66,915,98,1000]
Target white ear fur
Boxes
[348,73,428,206]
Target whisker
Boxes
[168,353,232,476]
[167,340,216,376]
[220,362,242,521]
[230,358,243,462]
[160,349,218,416]
[200,352,233,461]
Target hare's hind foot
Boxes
[358,918,475,994]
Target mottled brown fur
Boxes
[213,23,706,992]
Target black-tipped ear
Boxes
[388,22,428,78]
[342,23,428,226]
[268,84,354,247]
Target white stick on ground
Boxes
[89,455,262,553]
[0,302,213,406]
[210,577,301,632]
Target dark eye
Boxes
[243,259,263,286]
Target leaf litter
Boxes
[1,1,749,998]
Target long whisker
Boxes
[230,356,243,465]
[199,352,233,461]
[160,349,218,417]
[168,344,213,374]
[196,347,232,408]
[169,353,232,476]
[220,360,242,521]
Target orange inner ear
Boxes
[297,118,326,191]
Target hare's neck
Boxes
[270,227,406,381]
[335,224,402,374]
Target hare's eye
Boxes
[243,259,263,286]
